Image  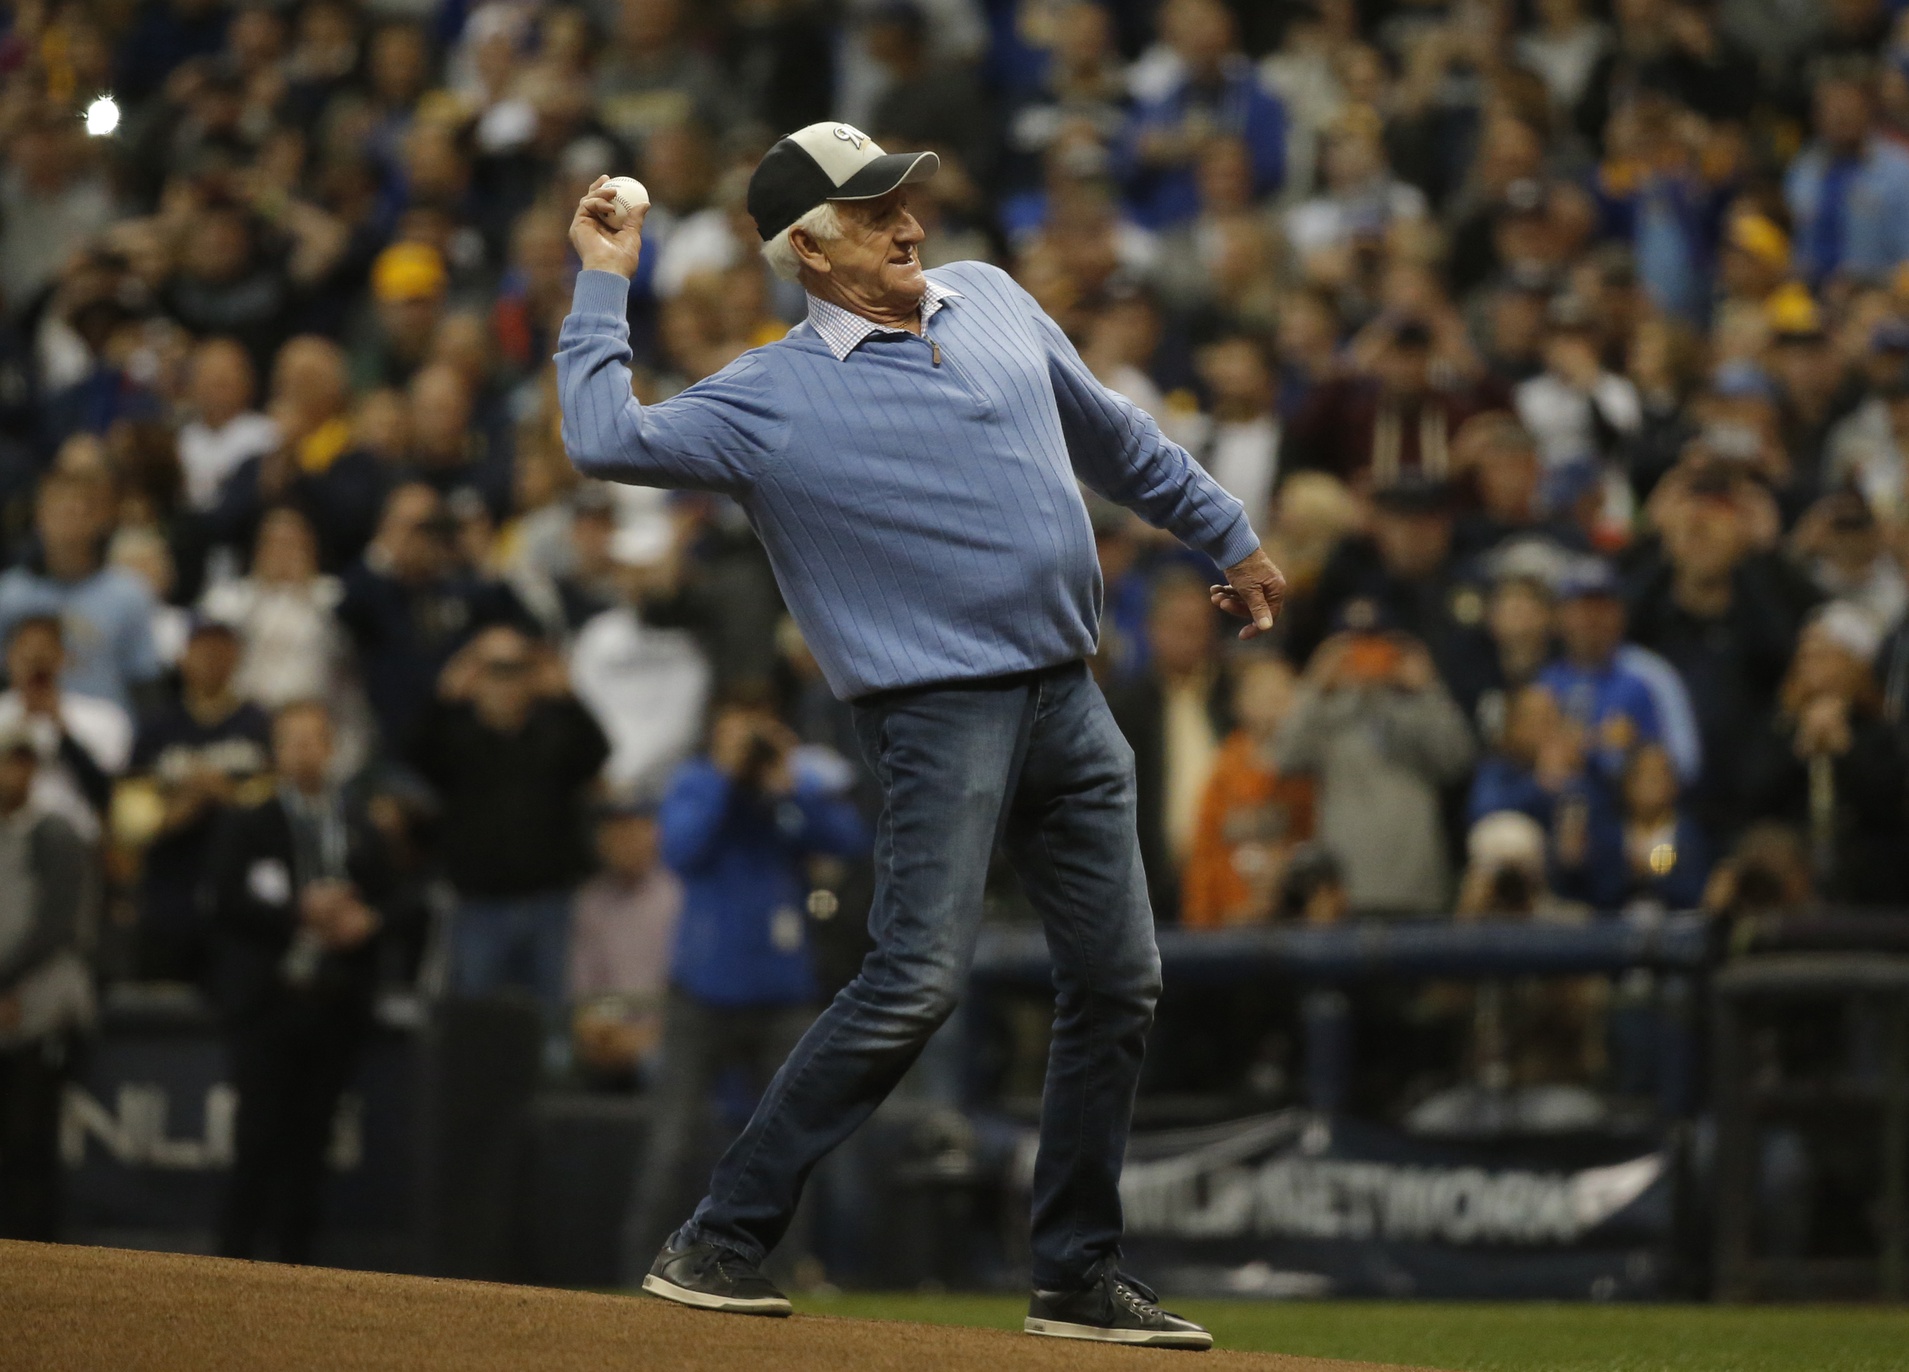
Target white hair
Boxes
[761,201,846,282]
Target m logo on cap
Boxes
[834,125,868,150]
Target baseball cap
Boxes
[1727,213,1790,271]
[1370,470,1452,514]
[747,122,939,242]
[1553,556,1622,601]
[372,243,448,303]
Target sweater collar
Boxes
[803,279,960,361]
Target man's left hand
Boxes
[1210,548,1288,639]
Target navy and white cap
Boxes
[747,122,939,241]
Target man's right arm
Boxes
[555,271,788,496]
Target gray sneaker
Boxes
[641,1236,793,1316]
[1024,1268,1212,1349]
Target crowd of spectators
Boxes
[1,0,1908,1248]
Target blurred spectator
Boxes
[1788,490,1907,639]
[1289,475,1473,687]
[337,483,526,755]
[1456,811,1586,924]
[1612,743,1710,909]
[1118,0,1285,229]
[1450,414,1585,561]
[1180,653,1314,928]
[1537,558,1702,786]
[1108,571,1232,924]
[1180,331,1281,527]
[595,0,729,148]
[1628,466,1817,821]
[1272,841,1351,926]
[0,616,133,843]
[0,722,95,1242]
[569,562,711,799]
[1284,317,1503,489]
[207,701,390,1263]
[0,115,114,313]
[621,700,866,1272]
[414,624,609,1027]
[0,473,161,712]
[866,2,994,181]
[1446,569,1557,741]
[124,620,271,982]
[1787,65,1909,288]
[1741,606,1909,904]
[1513,297,1643,471]
[352,243,449,390]
[176,337,279,513]
[403,363,512,518]
[1284,106,1426,274]
[1275,626,1475,912]
[204,335,391,574]
[200,507,368,769]
[569,797,682,1087]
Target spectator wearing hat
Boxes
[123,618,273,983]
[1789,490,1907,639]
[205,700,392,1263]
[1180,653,1314,929]
[1716,213,1792,315]
[351,242,449,390]
[1628,465,1819,827]
[1537,557,1702,787]
[1116,0,1286,230]
[1275,617,1476,913]
[1287,473,1479,690]
[1108,570,1235,925]
[1787,66,1909,288]
[1450,412,1591,563]
[1765,284,1860,507]
[1513,296,1643,474]
[1825,348,1909,522]
[568,795,682,1087]
[201,336,393,575]
[0,718,95,1241]
[1741,605,1908,905]
[1444,568,1559,743]
[0,472,161,714]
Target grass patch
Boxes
[797,1292,1909,1371]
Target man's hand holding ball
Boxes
[570,174,650,280]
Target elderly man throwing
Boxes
[559,123,1284,1349]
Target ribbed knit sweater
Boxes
[557,260,1259,700]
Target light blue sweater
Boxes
[556,261,1259,700]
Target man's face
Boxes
[381,487,450,582]
[273,708,333,787]
[1816,80,1870,151]
[37,488,102,557]
[814,190,927,308]
[469,627,538,724]
[1372,508,1452,579]
[1558,594,1625,665]
[1673,495,1749,580]
[1148,589,1217,677]
[180,630,241,698]
[6,625,61,693]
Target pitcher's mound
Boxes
[4,1239,1440,1372]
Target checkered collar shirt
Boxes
[803,279,961,361]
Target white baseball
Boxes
[602,176,650,230]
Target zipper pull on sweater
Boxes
[931,339,941,367]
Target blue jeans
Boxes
[680,660,1162,1290]
[449,889,573,1022]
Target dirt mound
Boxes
[4,1240,1439,1372]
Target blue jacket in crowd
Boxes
[661,756,870,1008]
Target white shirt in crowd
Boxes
[0,689,132,842]
[569,607,711,796]
[1513,370,1643,468]
[177,411,281,511]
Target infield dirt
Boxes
[3,1240,1444,1372]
